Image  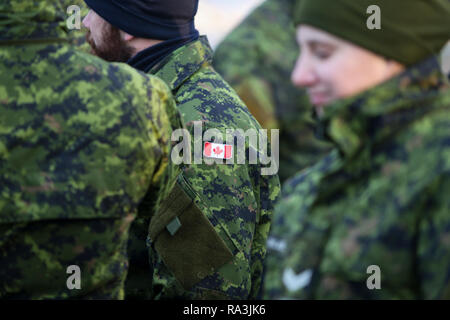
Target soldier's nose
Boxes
[291,57,317,89]
[82,10,92,28]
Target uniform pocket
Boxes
[148,177,234,290]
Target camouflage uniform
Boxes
[213,0,331,183]
[0,0,182,299]
[126,36,281,300]
[264,57,450,299]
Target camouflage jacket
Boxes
[213,0,331,183]
[264,57,450,299]
[0,0,181,299]
[126,36,281,300]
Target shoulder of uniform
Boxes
[402,103,450,168]
[174,70,261,131]
[72,49,171,108]
[61,50,173,145]
[73,50,166,91]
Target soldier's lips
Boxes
[308,92,331,107]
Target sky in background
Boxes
[196,0,265,48]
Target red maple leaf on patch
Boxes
[213,147,223,155]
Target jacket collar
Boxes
[150,36,213,92]
[317,56,448,159]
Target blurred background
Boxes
[196,0,264,48]
[195,0,450,72]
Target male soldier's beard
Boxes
[86,24,134,63]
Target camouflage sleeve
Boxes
[127,36,281,300]
[249,171,280,299]
[125,78,183,300]
[262,181,302,300]
[106,67,177,218]
[417,173,450,299]
[129,137,280,300]
[133,75,182,211]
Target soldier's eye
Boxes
[308,42,335,60]
[315,50,332,60]
[312,47,334,60]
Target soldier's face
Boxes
[82,10,134,62]
[291,25,404,116]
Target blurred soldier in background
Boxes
[0,0,182,299]
[82,0,281,299]
[214,0,332,183]
[265,0,450,299]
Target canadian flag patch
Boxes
[203,142,233,160]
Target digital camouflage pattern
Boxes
[264,56,450,299]
[213,0,331,183]
[0,0,182,299]
[126,36,281,300]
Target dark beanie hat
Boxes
[294,0,450,66]
[84,0,199,40]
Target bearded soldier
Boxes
[82,0,281,299]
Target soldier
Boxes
[82,0,281,299]
[0,0,182,299]
[213,0,332,183]
[264,0,450,299]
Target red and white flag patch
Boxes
[204,142,233,160]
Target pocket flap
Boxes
[149,182,233,290]
[148,182,192,241]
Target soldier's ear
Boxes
[122,32,135,42]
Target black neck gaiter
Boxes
[127,32,199,73]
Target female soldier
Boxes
[264,0,450,299]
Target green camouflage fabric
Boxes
[126,36,281,300]
[213,0,331,183]
[0,0,182,299]
[264,56,450,299]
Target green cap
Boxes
[294,0,450,66]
